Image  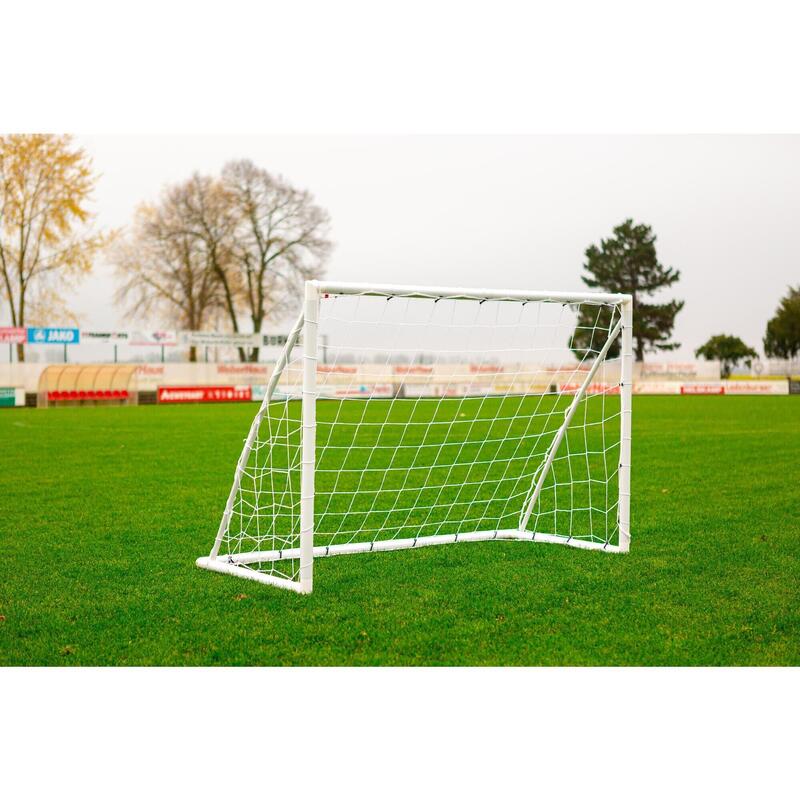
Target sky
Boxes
[47,135,800,360]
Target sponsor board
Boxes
[402,383,526,398]
[0,327,26,344]
[0,387,24,407]
[82,330,130,342]
[133,363,274,391]
[469,364,504,373]
[216,364,269,378]
[403,383,463,398]
[317,383,395,399]
[135,364,166,378]
[261,334,291,347]
[681,383,725,395]
[559,382,620,395]
[723,380,789,395]
[319,364,358,374]
[393,365,434,375]
[129,330,178,346]
[157,385,252,403]
[27,327,80,345]
[179,331,260,348]
[634,381,682,395]
[639,362,720,380]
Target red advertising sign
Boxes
[0,327,26,344]
[157,385,252,404]
[680,383,725,395]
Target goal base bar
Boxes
[200,529,622,571]
[195,557,311,593]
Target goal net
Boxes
[197,282,633,593]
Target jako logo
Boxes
[48,330,75,343]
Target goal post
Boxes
[197,281,633,593]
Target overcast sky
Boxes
[58,135,800,360]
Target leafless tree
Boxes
[115,165,332,363]
[113,176,233,361]
[223,160,331,361]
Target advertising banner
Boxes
[469,364,505,374]
[639,362,720,380]
[129,331,178,346]
[178,331,260,348]
[723,380,789,395]
[634,381,682,395]
[680,383,725,395]
[0,327,26,344]
[27,327,80,345]
[0,387,22,407]
[157,385,252,404]
[215,364,269,380]
[559,382,620,395]
[318,383,395,399]
[261,334,291,347]
[82,330,130,342]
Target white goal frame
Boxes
[197,281,633,593]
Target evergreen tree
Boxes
[763,286,800,361]
[572,219,683,361]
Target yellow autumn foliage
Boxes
[0,134,113,359]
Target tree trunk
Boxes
[16,304,25,362]
[209,256,245,362]
[189,345,197,363]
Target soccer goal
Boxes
[197,281,633,593]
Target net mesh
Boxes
[217,289,625,583]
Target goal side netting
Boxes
[197,282,633,593]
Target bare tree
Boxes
[0,134,109,360]
[113,177,232,361]
[169,174,244,355]
[114,165,331,363]
[223,160,331,361]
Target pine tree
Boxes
[763,286,800,361]
[572,219,683,362]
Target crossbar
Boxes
[315,280,631,306]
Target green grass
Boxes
[233,393,621,582]
[0,396,798,665]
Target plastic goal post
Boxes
[197,281,633,593]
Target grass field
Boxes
[1,396,798,665]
